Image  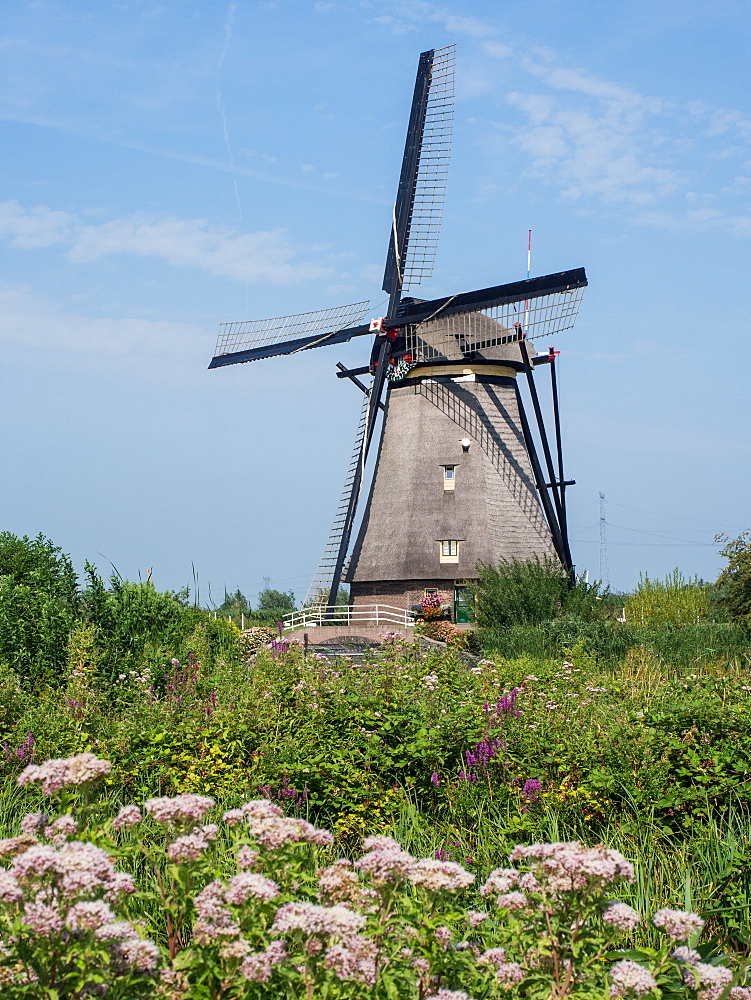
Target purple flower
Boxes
[521,778,542,812]
[431,771,440,787]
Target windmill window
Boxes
[443,466,456,491]
[440,540,459,563]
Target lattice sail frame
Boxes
[400,44,455,292]
[213,301,370,358]
[403,286,586,362]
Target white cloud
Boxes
[0,202,334,283]
[373,1,497,39]
[473,46,750,228]
[0,282,205,378]
[0,200,74,248]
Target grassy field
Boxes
[3,630,751,949]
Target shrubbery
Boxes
[2,752,748,999]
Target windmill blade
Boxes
[383,44,455,304]
[208,301,371,369]
[393,268,588,361]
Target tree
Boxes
[0,531,78,607]
[257,588,296,613]
[714,532,751,623]
[0,533,80,684]
[216,589,253,622]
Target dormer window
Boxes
[440,540,459,563]
[443,466,456,491]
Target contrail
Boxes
[216,3,243,224]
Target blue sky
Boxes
[1,0,749,602]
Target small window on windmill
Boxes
[440,540,459,564]
[443,466,456,491]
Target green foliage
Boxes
[82,563,188,686]
[0,533,80,686]
[215,587,253,626]
[0,531,78,605]
[625,569,711,627]
[714,531,751,623]
[472,557,603,630]
[257,587,296,612]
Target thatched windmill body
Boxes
[209,46,587,619]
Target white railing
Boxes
[282,604,413,632]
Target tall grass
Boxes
[625,570,711,628]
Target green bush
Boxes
[0,533,80,686]
[471,557,603,632]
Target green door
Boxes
[453,584,473,624]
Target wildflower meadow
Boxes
[1,532,751,995]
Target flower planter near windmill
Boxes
[209,46,587,627]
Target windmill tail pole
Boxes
[548,348,575,586]
[323,334,393,611]
[513,382,567,569]
[518,336,573,574]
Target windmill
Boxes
[209,46,587,619]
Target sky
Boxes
[1,0,749,603]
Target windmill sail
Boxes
[403,273,587,362]
[209,301,370,368]
[319,45,456,606]
[383,44,455,300]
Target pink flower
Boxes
[496,962,525,987]
[653,908,704,941]
[144,794,214,824]
[480,868,519,896]
[225,872,279,904]
[19,754,111,795]
[479,947,508,968]
[510,842,634,893]
[272,901,365,937]
[113,805,142,830]
[609,959,658,996]
[66,900,116,931]
[325,935,379,986]
[434,925,453,947]
[222,809,245,826]
[683,963,733,1000]
[355,838,414,884]
[467,910,489,927]
[20,811,49,834]
[114,936,161,971]
[44,815,78,841]
[105,871,137,900]
[495,891,528,911]
[236,846,258,869]
[240,941,287,983]
[603,901,641,931]
[408,859,474,892]
[168,833,211,862]
[95,921,140,941]
[0,870,23,902]
[672,947,701,965]
[23,901,63,935]
[241,799,284,819]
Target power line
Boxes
[599,492,609,588]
